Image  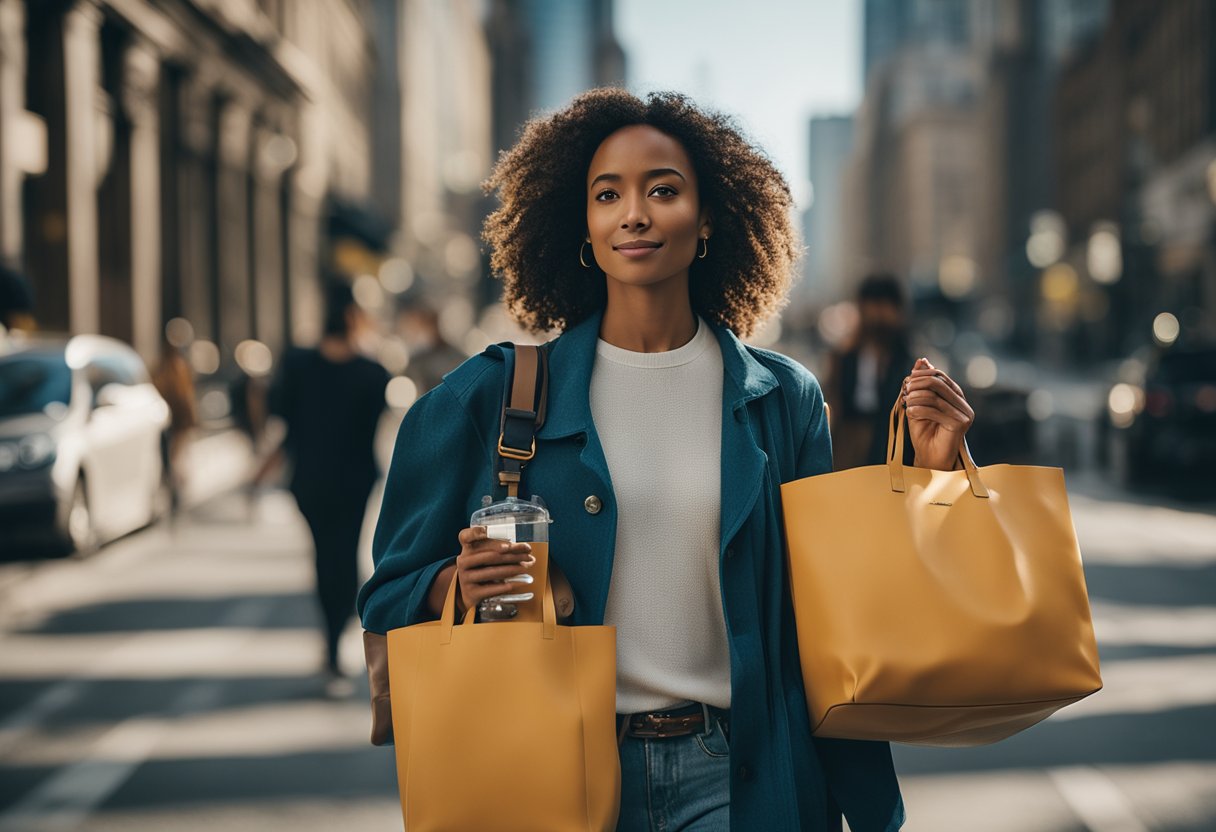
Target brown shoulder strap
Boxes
[496,343,548,498]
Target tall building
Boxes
[863,0,970,86]
[848,0,1114,355]
[395,0,493,301]
[802,115,855,305]
[1053,0,1216,360]
[487,0,625,156]
[844,40,984,297]
[479,0,625,313]
[973,0,1109,352]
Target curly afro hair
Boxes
[481,87,804,339]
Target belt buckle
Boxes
[637,713,668,738]
[634,711,698,739]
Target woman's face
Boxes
[585,124,712,289]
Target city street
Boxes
[0,472,1214,832]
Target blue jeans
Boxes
[616,707,732,831]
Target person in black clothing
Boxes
[824,273,917,470]
[267,281,390,691]
[0,264,35,332]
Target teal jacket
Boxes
[357,306,906,831]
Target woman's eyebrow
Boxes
[589,167,687,187]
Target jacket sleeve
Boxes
[793,369,833,479]
[356,380,492,634]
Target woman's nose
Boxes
[619,195,649,230]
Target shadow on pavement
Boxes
[15,593,323,635]
[892,703,1216,775]
[1083,563,1216,606]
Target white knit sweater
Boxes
[590,314,731,713]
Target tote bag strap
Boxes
[496,342,549,498]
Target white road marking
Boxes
[0,598,275,831]
[1048,766,1150,832]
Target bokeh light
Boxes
[353,274,384,310]
[188,340,220,375]
[1152,312,1180,346]
[385,375,418,410]
[965,355,998,389]
[234,340,273,377]
[164,317,195,348]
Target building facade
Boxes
[1053,0,1216,360]
[3,0,381,368]
[802,114,855,306]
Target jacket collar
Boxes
[536,305,779,439]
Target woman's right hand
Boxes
[453,526,535,616]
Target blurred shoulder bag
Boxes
[781,390,1103,746]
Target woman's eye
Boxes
[594,190,617,202]
[652,185,677,197]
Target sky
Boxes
[614,0,863,213]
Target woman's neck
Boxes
[598,279,697,353]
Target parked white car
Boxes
[0,334,170,556]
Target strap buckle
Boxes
[497,434,536,461]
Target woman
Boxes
[357,88,974,831]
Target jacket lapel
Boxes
[708,319,779,555]
[533,307,779,558]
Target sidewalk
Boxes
[0,488,401,832]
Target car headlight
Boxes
[17,434,56,468]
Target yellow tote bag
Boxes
[781,393,1103,747]
[386,541,620,831]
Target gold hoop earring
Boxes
[579,238,593,269]
[698,237,709,259]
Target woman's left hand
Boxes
[902,357,974,471]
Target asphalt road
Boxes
[0,472,1213,831]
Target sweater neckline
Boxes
[595,315,712,369]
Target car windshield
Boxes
[0,352,72,418]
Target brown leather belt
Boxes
[615,702,730,743]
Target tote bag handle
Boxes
[886,389,989,498]
[437,551,559,644]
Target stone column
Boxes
[125,41,160,364]
[63,2,102,335]
[0,0,32,264]
[216,97,252,357]
[176,73,217,343]
[251,125,295,351]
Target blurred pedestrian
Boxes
[265,281,390,695]
[824,273,917,470]
[359,88,976,831]
[150,337,198,521]
[399,300,467,396]
[0,264,36,334]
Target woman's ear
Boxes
[699,210,713,240]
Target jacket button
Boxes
[737,764,752,781]
[584,495,602,514]
[575,433,587,447]
[725,546,735,559]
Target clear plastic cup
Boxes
[470,494,552,620]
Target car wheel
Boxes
[66,478,98,557]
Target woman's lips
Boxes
[614,243,663,259]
